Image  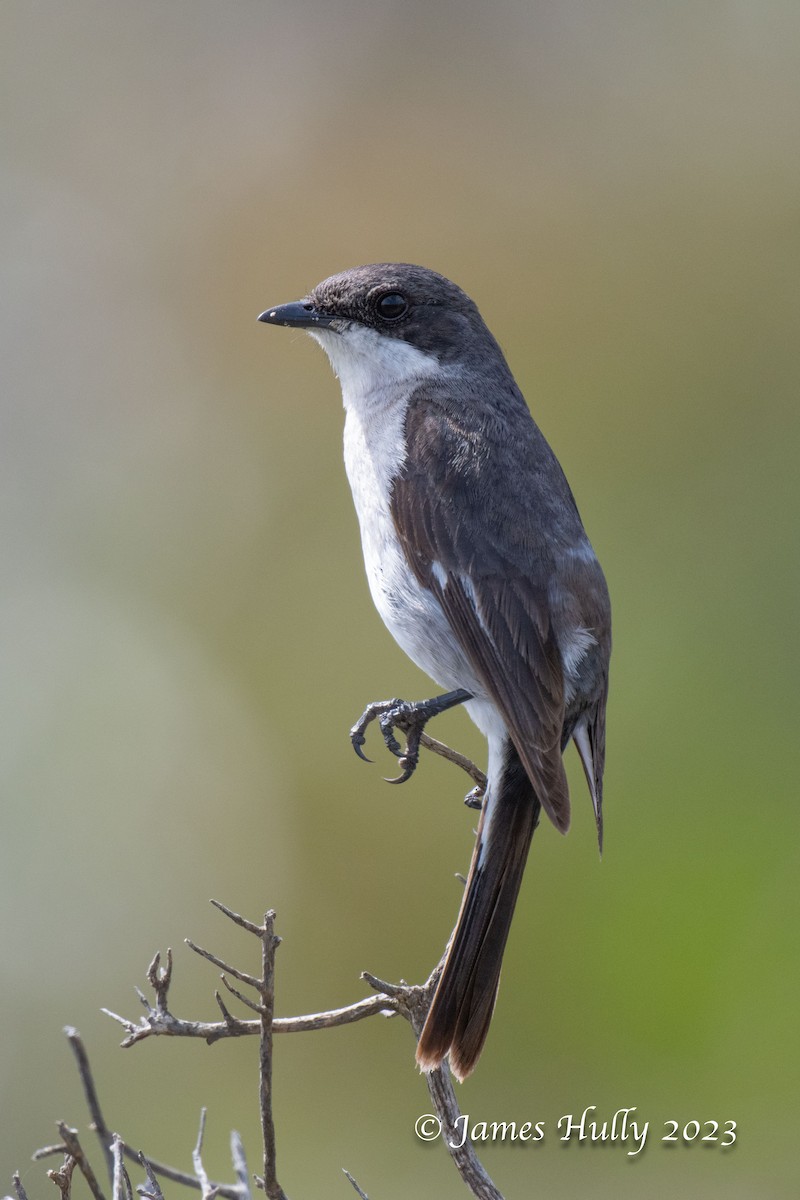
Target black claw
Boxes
[348,689,472,786]
[349,701,401,764]
[384,756,416,785]
[350,734,372,764]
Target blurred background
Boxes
[2,2,798,1197]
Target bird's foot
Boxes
[464,785,485,811]
[349,689,472,785]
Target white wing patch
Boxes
[561,625,597,702]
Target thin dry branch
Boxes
[360,973,504,1200]
[136,1152,165,1200]
[32,1034,247,1200]
[418,732,487,792]
[20,734,501,1199]
[252,912,286,1200]
[56,1124,106,1200]
[100,895,504,1200]
[341,1170,369,1199]
[64,1027,114,1182]
[111,1137,132,1200]
[9,1173,30,1200]
[104,985,398,1047]
[228,1135,250,1200]
[46,1156,76,1200]
[190,1112,217,1200]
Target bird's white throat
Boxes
[306,322,440,565]
[308,324,440,409]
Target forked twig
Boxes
[18,730,501,1199]
[32,1033,247,1200]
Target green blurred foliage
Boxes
[2,2,798,1197]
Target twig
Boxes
[104,989,398,1047]
[209,900,262,936]
[34,1147,243,1200]
[111,1136,132,1200]
[341,1170,369,1199]
[185,941,260,992]
[254,912,287,1200]
[34,1035,245,1200]
[191,1111,218,1200]
[229,1134,250,1200]
[124,1158,237,1200]
[11,1172,30,1200]
[46,1156,76,1200]
[56,1124,106,1200]
[135,1153,165,1200]
[219,978,264,1015]
[424,1069,504,1200]
[418,733,487,791]
[361,969,504,1200]
[100,897,503,1199]
[64,1028,114,1182]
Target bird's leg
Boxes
[350,689,472,784]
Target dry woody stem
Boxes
[13,738,503,1200]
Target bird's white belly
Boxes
[359,510,505,742]
[343,404,484,697]
[338,365,506,744]
[365,512,478,690]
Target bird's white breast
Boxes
[308,324,487,703]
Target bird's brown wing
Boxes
[391,402,571,831]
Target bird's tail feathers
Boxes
[416,745,540,1082]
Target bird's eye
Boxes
[376,292,408,321]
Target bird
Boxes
[258,264,611,1082]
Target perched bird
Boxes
[259,264,611,1081]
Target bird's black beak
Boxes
[257,300,335,329]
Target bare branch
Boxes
[370,969,505,1200]
[342,1170,369,1199]
[111,1137,133,1200]
[126,1157,238,1200]
[145,951,173,1014]
[424,1069,504,1200]
[105,988,398,1048]
[102,1005,254,1047]
[46,1156,76,1200]
[418,732,487,791]
[219,978,265,1016]
[185,940,260,991]
[11,1172,30,1200]
[64,1029,114,1183]
[275,993,399,1032]
[254,912,287,1200]
[229,1134,250,1200]
[56,1124,106,1200]
[191,1110,219,1200]
[57,881,505,1200]
[209,900,264,937]
[360,971,414,999]
[135,1153,164,1200]
[37,1034,244,1200]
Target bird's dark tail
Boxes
[416,743,541,1082]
